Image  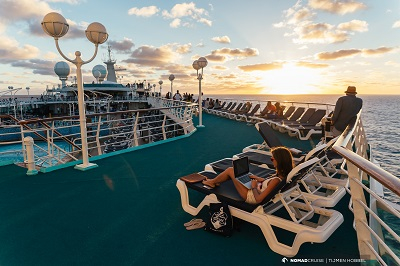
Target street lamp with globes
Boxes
[192,57,208,127]
[169,74,175,99]
[41,12,108,171]
[158,80,163,97]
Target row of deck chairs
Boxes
[176,122,348,257]
[204,100,329,140]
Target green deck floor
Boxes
[0,113,360,265]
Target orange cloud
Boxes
[238,62,284,72]
[316,49,361,60]
[296,61,330,68]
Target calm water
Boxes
[208,94,400,204]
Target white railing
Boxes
[1,102,197,170]
[333,111,400,265]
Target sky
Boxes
[1,0,400,96]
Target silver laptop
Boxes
[233,156,253,188]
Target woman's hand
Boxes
[250,175,263,182]
[251,179,258,189]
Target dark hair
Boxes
[271,146,294,178]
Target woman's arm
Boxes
[252,178,281,204]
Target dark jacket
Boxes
[332,94,363,132]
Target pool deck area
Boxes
[0,113,360,265]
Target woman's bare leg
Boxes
[230,177,250,200]
[202,167,234,188]
[203,167,250,200]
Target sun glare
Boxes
[258,63,323,94]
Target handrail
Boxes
[18,104,197,125]
[333,146,400,197]
[332,109,399,264]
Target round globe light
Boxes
[169,74,175,81]
[197,57,208,68]
[192,60,200,71]
[41,12,69,38]
[159,80,163,85]
[85,22,108,45]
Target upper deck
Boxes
[0,113,360,265]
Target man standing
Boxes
[173,90,183,101]
[331,86,363,137]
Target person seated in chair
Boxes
[202,146,294,204]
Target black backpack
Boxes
[204,202,233,237]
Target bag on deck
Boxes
[204,202,233,237]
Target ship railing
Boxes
[208,98,336,113]
[333,111,400,265]
[13,102,196,171]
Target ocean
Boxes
[206,94,400,204]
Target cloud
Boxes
[10,59,57,76]
[277,1,368,44]
[293,22,348,43]
[0,37,40,63]
[123,45,176,66]
[203,54,225,62]
[128,6,159,17]
[176,43,192,54]
[392,20,400,28]
[316,49,361,60]
[0,0,54,22]
[212,47,259,57]
[45,0,80,4]
[212,65,228,71]
[170,18,181,28]
[362,47,395,56]
[108,38,135,53]
[337,20,368,32]
[296,61,330,68]
[162,2,212,28]
[212,36,231,44]
[308,0,367,15]
[316,46,396,60]
[238,62,284,72]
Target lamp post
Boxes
[193,57,208,127]
[26,87,30,96]
[41,12,108,170]
[158,80,163,96]
[153,84,156,95]
[168,74,175,99]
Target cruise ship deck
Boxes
[0,113,359,265]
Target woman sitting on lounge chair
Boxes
[203,147,294,204]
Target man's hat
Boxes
[345,86,357,94]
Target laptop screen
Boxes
[233,157,249,177]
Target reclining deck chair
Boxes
[222,103,242,117]
[217,102,236,116]
[284,109,327,140]
[267,107,305,128]
[208,101,226,114]
[275,108,316,133]
[213,101,232,115]
[245,122,307,156]
[204,145,346,208]
[176,157,344,257]
[236,103,261,122]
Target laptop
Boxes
[233,156,253,188]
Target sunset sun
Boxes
[258,63,323,94]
